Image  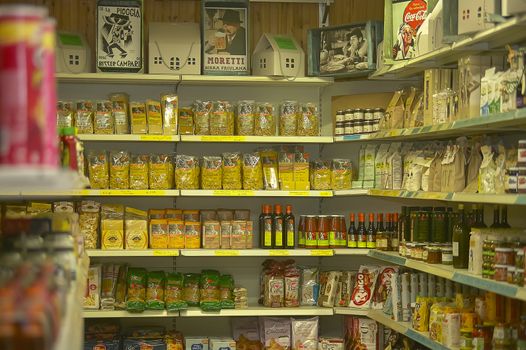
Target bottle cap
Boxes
[274,204,282,213]
[285,205,292,213]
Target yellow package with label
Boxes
[130,102,147,134]
[201,156,222,190]
[94,100,114,134]
[312,159,331,190]
[210,100,234,135]
[175,154,200,189]
[110,150,130,189]
[79,201,101,249]
[331,159,352,190]
[178,107,194,135]
[297,102,319,136]
[242,152,263,190]
[75,100,94,134]
[130,154,149,190]
[261,149,279,190]
[109,92,130,134]
[125,207,148,249]
[149,154,173,189]
[254,102,275,136]
[168,220,185,249]
[222,152,242,190]
[146,99,163,134]
[193,100,212,135]
[101,204,124,250]
[149,219,168,249]
[88,150,109,189]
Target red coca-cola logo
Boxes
[403,0,428,30]
[351,273,371,306]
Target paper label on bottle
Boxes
[275,231,283,247]
[452,242,459,257]
[287,232,294,247]
[264,231,272,247]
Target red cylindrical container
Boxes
[317,215,330,249]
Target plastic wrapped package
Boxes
[231,220,247,249]
[146,271,166,310]
[203,220,221,248]
[161,93,178,135]
[193,100,213,135]
[79,201,101,249]
[175,155,200,189]
[130,154,149,190]
[220,221,232,249]
[479,145,496,194]
[125,207,148,249]
[260,149,279,190]
[57,101,74,128]
[184,273,200,307]
[200,270,221,311]
[210,100,234,135]
[185,221,201,248]
[88,150,109,189]
[297,103,319,136]
[165,272,187,311]
[236,100,256,135]
[167,220,185,249]
[242,152,264,190]
[149,154,173,189]
[261,317,291,350]
[126,267,147,312]
[101,204,125,250]
[84,265,101,309]
[291,317,318,350]
[255,103,276,136]
[149,219,168,249]
[75,100,94,134]
[95,100,114,134]
[279,101,299,136]
[130,102,147,134]
[109,93,129,134]
[201,156,223,189]
[285,266,300,307]
[311,160,331,190]
[331,159,352,190]
[146,99,163,134]
[222,152,242,190]
[219,274,235,309]
[110,150,130,189]
[301,267,319,306]
[100,264,121,310]
[178,107,194,135]
[114,265,128,310]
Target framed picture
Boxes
[201,1,250,75]
[308,21,383,78]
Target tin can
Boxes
[0,5,47,165]
[317,215,330,249]
[304,215,317,248]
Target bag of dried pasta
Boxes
[210,100,234,135]
[88,150,109,189]
[175,154,200,189]
[254,102,275,136]
[330,159,352,190]
[149,154,173,189]
[311,160,331,190]
[279,101,299,136]
[75,100,94,134]
[236,100,255,135]
[79,200,101,249]
[260,149,279,190]
[126,268,147,312]
[146,271,166,310]
[110,150,130,189]
[57,101,74,128]
[201,156,222,189]
[242,152,263,190]
[94,100,114,134]
[109,92,130,134]
[297,103,319,136]
[193,100,213,135]
[130,154,149,190]
[165,272,187,311]
[222,152,242,190]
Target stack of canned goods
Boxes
[334,108,384,136]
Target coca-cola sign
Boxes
[403,0,427,30]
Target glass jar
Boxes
[354,120,364,134]
[442,245,453,265]
[413,243,425,261]
[344,121,353,135]
[427,245,442,264]
[373,108,384,121]
[494,264,508,282]
[495,247,515,266]
[336,110,345,122]
[363,120,373,133]
[421,243,429,262]
[364,108,374,120]
[515,244,525,269]
[405,242,414,259]
[507,266,516,284]
[493,323,512,349]
[344,109,354,122]
[335,121,344,136]
[372,119,380,132]
[399,241,406,257]
[515,268,524,287]
[353,108,364,120]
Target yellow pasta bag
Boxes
[94,100,114,134]
[168,220,185,249]
[201,156,222,190]
[109,92,130,134]
[75,100,94,134]
[236,100,255,135]
[184,221,201,249]
[110,150,130,189]
[175,155,200,189]
[330,159,352,190]
[125,207,148,250]
[149,219,168,249]
[210,100,234,135]
[149,154,173,189]
[279,100,299,136]
[222,152,242,190]
[311,159,331,190]
[130,102,147,134]
[193,100,212,135]
[178,107,194,135]
[161,93,178,135]
[130,154,149,190]
[242,152,263,190]
[297,103,319,136]
[88,150,109,189]
[254,103,275,136]
[101,204,124,250]
[147,99,163,134]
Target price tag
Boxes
[289,191,310,196]
[388,130,400,137]
[319,191,332,197]
[153,250,179,256]
[97,189,167,196]
[140,135,175,141]
[212,190,254,196]
[214,250,240,256]
[310,250,333,256]
[421,192,447,200]
[269,250,290,256]
[201,135,246,142]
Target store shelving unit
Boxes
[84,310,176,318]
[87,249,180,257]
[77,134,180,142]
[180,249,334,257]
[180,135,334,143]
[180,306,333,317]
[179,190,333,197]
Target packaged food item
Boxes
[246,221,254,249]
[261,149,279,190]
[185,221,201,249]
[412,296,431,332]
[243,152,264,190]
[186,337,209,350]
[130,102,147,134]
[318,338,344,350]
[222,152,242,190]
[126,267,147,312]
[146,99,163,134]
[79,201,101,249]
[301,267,319,306]
[114,265,128,310]
[294,152,310,190]
[331,159,352,190]
[101,264,120,310]
[149,154,173,189]
[279,101,299,136]
[130,154,149,189]
[176,154,200,189]
[95,100,114,134]
[201,156,223,190]
[161,93,178,135]
[88,150,109,189]
[203,220,221,249]
[219,274,235,309]
[231,220,247,249]
[337,271,355,307]
[167,220,185,249]
[149,219,168,249]
[262,317,291,350]
[166,209,183,220]
[178,107,194,135]
[57,101,74,128]
[75,100,94,134]
[311,160,331,190]
[109,150,130,189]
[146,271,166,310]
[210,338,236,350]
[297,103,319,136]
[285,266,301,307]
[53,201,75,213]
[346,317,378,350]
[291,317,318,350]
[232,317,260,341]
[220,221,232,249]
[349,265,380,309]
[85,265,101,309]
[236,100,255,135]
[279,152,295,190]
[263,262,285,308]
[125,207,148,249]
[210,100,234,135]
[165,272,187,311]
[318,271,342,307]
[234,287,249,309]
[166,331,185,350]
[194,100,213,135]
[199,270,221,311]
[184,273,200,306]
[371,266,398,310]
[101,204,125,250]
[255,102,276,136]
[109,92,129,134]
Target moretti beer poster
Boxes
[203,7,249,75]
[96,0,143,73]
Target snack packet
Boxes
[349,266,380,309]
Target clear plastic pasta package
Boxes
[279,100,299,136]
[130,154,149,190]
[175,154,200,189]
[146,99,163,135]
[88,150,109,189]
[222,152,242,190]
[95,100,114,134]
[297,103,320,136]
[331,159,353,190]
[84,265,101,309]
[75,100,95,134]
[101,204,125,250]
[79,200,101,249]
[161,93,178,135]
[149,154,174,190]
[57,101,74,128]
[242,152,264,190]
[311,160,331,190]
[109,92,130,134]
[261,149,279,190]
[178,107,194,135]
[201,156,223,190]
[130,102,147,134]
[109,150,130,189]
[210,100,234,135]
[255,102,276,136]
[193,100,213,135]
[236,100,256,135]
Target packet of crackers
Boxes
[348,265,380,309]
[371,266,398,310]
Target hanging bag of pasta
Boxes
[222,152,242,190]
[175,155,200,189]
[255,102,276,136]
[201,156,223,190]
[279,101,299,136]
[297,103,319,136]
[242,152,263,190]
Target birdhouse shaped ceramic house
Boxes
[252,33,305,77]
[55,32,91,73]
[148,22,201,75]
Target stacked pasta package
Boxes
[57,92,178,135]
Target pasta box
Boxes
[186,337,209,350]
